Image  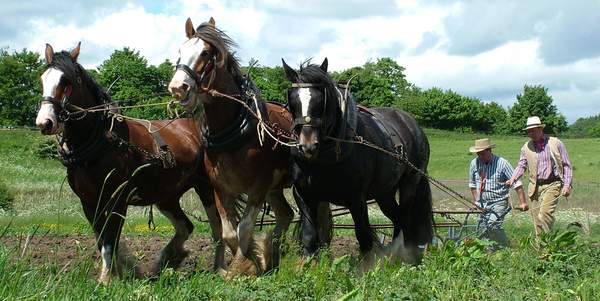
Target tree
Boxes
[0,48,44,126]
[332,58,411,107]
[566,114,600,138]
[96,48,171,119]
[506,85,568,134]
[244,60,289,104]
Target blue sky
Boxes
[2,0,599,123]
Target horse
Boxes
[282,58,433,268]
[167,17,332,277]
[34,42,233,284]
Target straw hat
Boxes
[469,138,496,153]
[524,116,545,130]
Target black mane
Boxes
[49,51,111,105]
[297,61,339,110]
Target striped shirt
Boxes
[513,136,573,188]
[469,155,522,205]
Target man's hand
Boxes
[505,178,514,187]
[517,202,529,211]
[562,186,572,197]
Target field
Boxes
[1,129,599,300]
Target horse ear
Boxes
[320,57,328,72]
[185,17,195,38]
[208,17,215,27]
[70,41,81,61]
[282,59,299,83]
[45,44,54,65]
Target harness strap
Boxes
[150,130,177,169]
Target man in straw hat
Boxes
[506,116,573,235]
[469,138,528,249]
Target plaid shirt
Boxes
[469,155,522,205]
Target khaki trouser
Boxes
[530,181,562,234]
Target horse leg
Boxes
[213,188,241,257]
[396,176,432,265]
[81,198,134,284]
[375,193,402,239]
[348,197,381,273]
[264,188,294,270]
[152,202,194,274]
[228,192,265,277]
[194,185,227,273]
[293,186,321,257]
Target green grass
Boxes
[0,227,599,300]
[1,129,600,299]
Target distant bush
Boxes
[35,137,59,160]
[0,180,14,211]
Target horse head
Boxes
[168,17,239,113]
[283,58,341,161]
[36,42,107,135]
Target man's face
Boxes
[527,127,544,141]
[476,148,492,163]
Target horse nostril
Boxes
[40,120,53,133]
[44,120,53,131]
[181,83,190,92]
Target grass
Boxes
[0,226,599,300]
[1,129,600,299]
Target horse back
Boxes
[125,118,202,167]
[358,107,429,169]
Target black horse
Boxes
[282,58,433,267]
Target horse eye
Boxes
[200,50,209,57]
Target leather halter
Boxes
[289,83,328,130]
[175,55,216,92]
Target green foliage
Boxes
[332,57,411,107]
[0,179,14,211]
[244,60,290,103]
[533,230,580,264]
[0,48,44,126]
[506,85,568,135]
[567,114,600,138]
[411,88,505,133]
[34,137,59,160]
[96,48,171,119]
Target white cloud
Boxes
[3,0,599,122]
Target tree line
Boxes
[2,46,595,136]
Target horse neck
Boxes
[62,86,105,149]
[200,69,245,133]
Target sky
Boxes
[2,0,599,123]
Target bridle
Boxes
[289,83,329,132]
[40,81,88,122]
[174,45,217,94]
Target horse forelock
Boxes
[194,23,241,74]
[48,51,111,107]
[297,62,342,124]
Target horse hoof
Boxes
[98,271,112,286]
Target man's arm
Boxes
[558,140,573,197]
[514,186,529,211]
[507,148,527,186]
[470,188,478,206]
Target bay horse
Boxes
[168,17,331,277]
[35,43,233,284]
[282,58,433,268]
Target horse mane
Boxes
[298,60,339,105]
[49,51,113,107]
[194,22,242,79]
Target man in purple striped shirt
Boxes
[507,116,573,235]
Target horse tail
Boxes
[411,176,434,245]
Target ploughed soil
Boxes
[0,234,360,278]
